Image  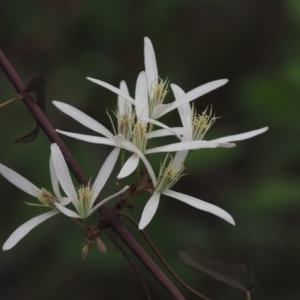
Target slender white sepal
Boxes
[115,135,157,185]
[138,191,161,230]
[87,77,135,105]
[53,101,115,139]
[145,140,235,154]
[49,153,62,200]
[90,147,120,207]
[3,210,59,251]
[117,153,140,179]
[147,127,184,139]
[163,189,235,225]
[118,81,131,115]
[135,71,149,120]
[55,202,81,218]
[211,127,269,143]
[89,186,129,215]
[152,79,228,119]
[0,163,40,197]
[56,130,120,147]
[144,37,158,99]
[50,144,78,209]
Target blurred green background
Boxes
[0,0,299,299]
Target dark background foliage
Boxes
[0,0,299,299]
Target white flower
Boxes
[0,153,70,250]
[138,153,235,230]
[171,83,269,148]
[50,144,129,219]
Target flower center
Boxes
[37,188,59,208]
[77,185,92,219]
[149,78,169,116]
[155,154,185,193]
[192,105,217,140]
[131,120,149,153]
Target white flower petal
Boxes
[53,101,114,139]
[147,127,184,139]
[3,210,59,251]
[87,77,135,105]
[145,140,234,154]
[90,147,120,207]
[0,163,40,197]
[211,127,269,143]
[50,144,78,210]
[89,186,129,216]
[114,135,157,185]
[171,84,192,128]
[55,202,81,218]
[151,104,172,119]
[144,37,158,98]
[49,153,62,200]
[153,79,228,119]
[117,153,140,179]
[141,117,182,140]
[138,191,161,230]
[118,81,132,116]
[56,130,120,147]
[60,197,71,206]
[163,189,235,225]
[135,71,149,120]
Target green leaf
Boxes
[178,248,257,292]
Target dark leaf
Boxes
[178,248,257,292]
[14,124,40,143]
[15,74,47,143]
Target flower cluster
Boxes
[0,37,268,250]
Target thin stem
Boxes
[104,228,152,300]
[246,291,251,300]
[118,211,211,300]
[0,48,184,300]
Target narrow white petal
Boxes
[0,163,40,197]
[211,127,269,143]
[53,101,114,139]
[171,84,192,128]
[118,81,132,115]
[147,127,184,139]
[56,130,120,147]
[90,147,120,207]
[55,202,81,218]
[135,71,149,120]
[151,104,172,119]
[60,197,72,206]
[87,77,135,105]
[114,135,157,185]
[138,191,161,230]
[89,186,129,215]
[3,210,59,251]
[117,153,140,179]
[145,140,235,154]
[172,150,189,170]
[141,117,182,140]
[154,79,228,119]
[49,153,62,200]
[50,144,78,210]
[163,189,235,225]
[144,37,158,98]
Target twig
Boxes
[118,211,211,300]
[104,228,152,300]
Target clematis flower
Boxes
[0,153,71,250]
[86,37,228,120]
[50,144,129,219]
[138,151,235,230]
